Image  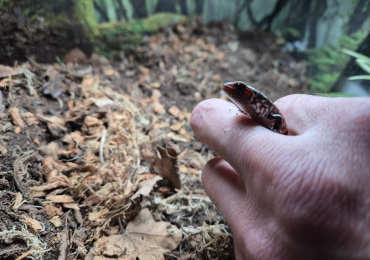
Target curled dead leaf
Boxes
[104,208,181,259]
[154,146,181,189]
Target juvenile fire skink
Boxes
[223,81,288,135]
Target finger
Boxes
[202,158,249,227]
[274,94,328,135]
[191,98,288,174]
[274,95,370,135]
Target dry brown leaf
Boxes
[154,146,181,189]
[46,195,74,203]
[10,108,25,127]
[131,176,162,200]
[105,208,181,259]
[49,216,62,227]
[23,216,43,233]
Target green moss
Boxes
[98,12,186,50]
[0,0,98,42]
[74,0,99,38]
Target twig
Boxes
[13,150,36,198]
[0,247,27,257]
[0,90,3,112]
[99,128,107,164]
[15,246,38,260]
[74,209,83,224]
[57,232,68,260]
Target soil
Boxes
[0,15,309,260]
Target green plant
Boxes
[342,49,370,80]
[306,32,366,92]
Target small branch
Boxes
[99,128,107,164]
[57,232,68,260]
[15,246,38,260]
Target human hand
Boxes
[190,95,370,260]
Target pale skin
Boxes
[190,94,370,260]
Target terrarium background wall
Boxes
[93,0,370,48]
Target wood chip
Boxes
[168,105,180,117]
[23,216,43,233]
[10,107,25,127]
[153,102,166,114]
[46,195,74,203]
[50,216,62,227]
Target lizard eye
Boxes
[234,82,246,90]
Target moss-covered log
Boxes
[98,12,185,51]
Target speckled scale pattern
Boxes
[223,81,288,135]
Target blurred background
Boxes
[1,0,370,95]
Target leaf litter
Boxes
[0,16,309,259]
